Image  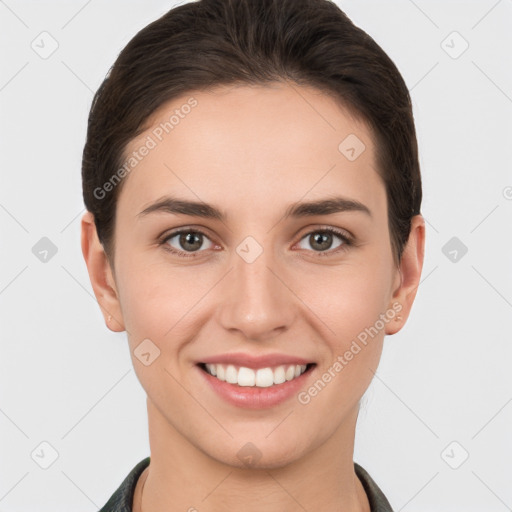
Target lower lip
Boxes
[197,364,315,409]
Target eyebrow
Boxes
[137,195,372,221]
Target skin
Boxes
[81,81,425,512]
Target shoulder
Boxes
[354,462,395,512]
[98,457,150,512]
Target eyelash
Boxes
[158,226,354,259]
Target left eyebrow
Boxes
[284,196,372,219]
[137,195,372,221]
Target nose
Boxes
[217,240,297,341]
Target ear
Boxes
[80,211,125,332]
[385,214,425,335]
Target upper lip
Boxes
[198,353,314,369]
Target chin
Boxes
[203,435,308,471]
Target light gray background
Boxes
[1,0,511,510]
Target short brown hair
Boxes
[82,0,422,266]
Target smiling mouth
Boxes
[197,362,316,388]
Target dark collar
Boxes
[354,462,395,511]
[99,457,394,512]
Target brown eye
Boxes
[162,230,214,256]
[296,228,352,255]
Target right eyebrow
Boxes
[137,195,372,221]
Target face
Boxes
[90,82,415,469]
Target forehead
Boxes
[118,82,384,215]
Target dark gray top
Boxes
[98,456,394,511]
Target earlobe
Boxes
[80,211,125,332]
[385,214,426,336]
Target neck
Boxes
[136,399,370,512]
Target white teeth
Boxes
[203,363,309,387]
[255,368,274,388]
[273,365,286,384]
[225,364,238,384]
[216,364,225,381]
[238,366,255,386]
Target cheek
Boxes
[115,255,183,340]
[116,256,221,360]
[297,257,393,340]
[298,265,391,413]
[116,226,393,344]
[116,264,197,395]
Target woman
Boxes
[80,0,425,510]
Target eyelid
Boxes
[159,224,354,258]
[293,225,354,257]
[296,224,354,243]
[158,226,218,258]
